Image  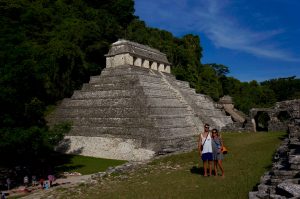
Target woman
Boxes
[211,129,225,177]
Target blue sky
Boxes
[134,0,300,82]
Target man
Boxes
[198,123,213,176]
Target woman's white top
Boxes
[201,132,213,153]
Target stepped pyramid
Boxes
[48,39,232,161]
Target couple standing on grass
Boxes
[198,123,225,177]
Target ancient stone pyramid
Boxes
[48,39,232,161]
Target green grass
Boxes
[54,155,126,175]
[54,132,285,199]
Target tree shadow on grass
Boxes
[49,138,85,177]
[190,166,204,175]
[49,153,83,175]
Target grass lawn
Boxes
[54,155,127,175]
[53,132,285,199]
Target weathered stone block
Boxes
[151,62,158,70]
[277,182,300,198]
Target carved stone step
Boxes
[69,126,155,137]
[148,107,193,115]
[90,74,162,84]
[72,90,139,99]
[54,107,147,118]
[60,98,185,108]
[58,117,193,129]
[64,117,153,127]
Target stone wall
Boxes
[249,100,300,198]
[250,99,300,132]
[56,136,155,161]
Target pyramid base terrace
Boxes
[56,136,156,161]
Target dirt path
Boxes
[3,174,92,199]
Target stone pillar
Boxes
[126,54,133,66]
[165,65,171,73]
[134,57,142,67]
[158,63,165,72]
[251,118,256,132]
[142,60,150,68]
[106,57,112,68]
[151,62,158,70]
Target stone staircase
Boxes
[163,73,232,130]
[158,71,203,132]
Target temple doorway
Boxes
[254,111,270,131]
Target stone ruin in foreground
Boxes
[249,99,300,198]
[48,39,234,161]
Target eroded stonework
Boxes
[105,39,171,73]
[249,100,300,198]
[57,136,155,161]
[250,99,300,132]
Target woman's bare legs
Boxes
[214,160,218,176]
[218,160,224,176]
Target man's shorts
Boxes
[202,152,213,161]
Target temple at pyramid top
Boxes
[105,39,171,73]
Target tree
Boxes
[0,0,136,173]
[261,76,300,101]
[205,63,229,77]
[198,65,222,100]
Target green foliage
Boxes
[1,0,204,129]
[205,63,229,77]
[0,0,127,171]
[219,75,300,114]
[261,76,300,101]
[221,77,277,114]
[0,122,70,167]
[198,64,223,100]
[24,97,45,126]
[0,0,134,129]
[48,122,72,146]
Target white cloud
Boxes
[135,0,300,62]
